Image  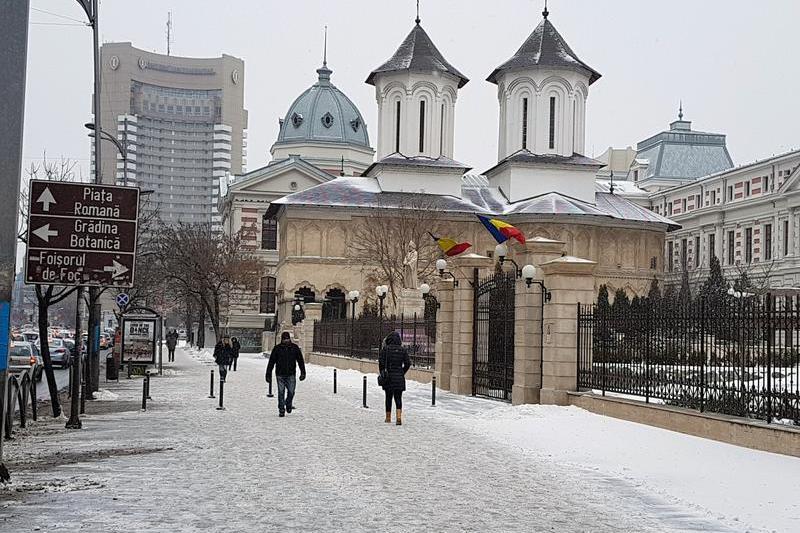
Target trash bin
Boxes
[106,353,118,381]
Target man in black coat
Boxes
[266,331,306,417]
[213,336,235,382]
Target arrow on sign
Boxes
[36,187,56,212]
[32,223,59,242]
[104,260,129,279]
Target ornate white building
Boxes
[222,8,676,349]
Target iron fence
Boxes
[577,294,800,425]
[313,314,436,369]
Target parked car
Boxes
[47,338,71,369]
[8,341,43,382]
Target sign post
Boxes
[24,180,139,288]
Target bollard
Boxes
[145,371,152,400]
[267,378,274,398]
[432,375,436,406]
[216,378,225,410]
[127,361,132,379]
[141,378,147,411]
[333,369,337,394]
[362,375,368,408]
[208,369,215,398]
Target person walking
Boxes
[379,331,411,425]
[231,336,241,371]
[166,329,177,362]
[213,336,234,383]
[265,332,306,417]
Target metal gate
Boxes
[473,269,516,401]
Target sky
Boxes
[22,0,800,180]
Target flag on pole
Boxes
[477,215,526,245]
[428,232,471,257]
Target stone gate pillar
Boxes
[539,256,596,405]
[449,254,493,395]
[299,303,323,360]
[512,276,543,405]
[434,278,455,391]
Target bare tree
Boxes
[350,196,456,307]
[18,155,81,417]
[153,223,263,342]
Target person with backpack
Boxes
[379,331,411,425]
[265,332,306,417]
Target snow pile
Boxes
[92,389,119,401]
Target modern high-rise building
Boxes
[95,43,247,231]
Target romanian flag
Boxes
[428,232,472,257]
[477,215,526,245]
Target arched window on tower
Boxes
[395,100,402,153]
[521,97,529,150]
[439,103,445,155]
[418,100,426,153]
[259,276,276,314]
[261,213,277,250]
[549,96,557,150]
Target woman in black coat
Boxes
[378,331,411,425]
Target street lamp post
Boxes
[85,122,128,186]
[348,290,359,358]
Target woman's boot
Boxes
[396,409,403,426]
[385,411,392,423]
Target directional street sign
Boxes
[25,180,140,287]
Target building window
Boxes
[708,233,716,263]
[395,100,401,153]
[668,202,673,216]
[548,96,556,150]
[727,185,734,201]
[418,100,425,153]
[764,223,772,261]
[727,230,735,265]
[695,194,701,209]
[440,103,445,155]
[681,238,688,270]
[259,276,276,314]
[521,97,529,150]
[784,220,790,256]
[261,214,277,250]
[745,227,753,263]
[322,288,347,321]
[681,198,687,212]
[633,170,639,182]
[650,256,657,270]
[667,241,674,272]
[694,236,701,268]
[710,190,716,205]
[745,181,751,197]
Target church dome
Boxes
[274,64,370,149]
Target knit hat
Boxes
[281,331,291,341]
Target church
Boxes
[220,7,675,350]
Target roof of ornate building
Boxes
[366,22,469,88]
[636,115,733,183]
[274,63,370,149]
[487,10,601,85]
[267,174,678,230]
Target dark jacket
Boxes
[166,332,177,350]
[232,339,241,358]
[379,333,411,391]
[213,342,234,366]
[266,342,306,379]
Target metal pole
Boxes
[333,368,337,394]
[158,318,163,375]
[66,287,83,429]
[141,377,147,411]
[208,369,215,398]
[362,375,368,408]
[145,371,151,400]
[216,379,225,410]
[432,375,436,406]
[0,0,30,475]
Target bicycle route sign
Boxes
[24,180,140,288]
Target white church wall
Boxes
[489,165,598,204]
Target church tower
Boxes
[488,5,600,160]
[366,15,468,160]
[483,5,603,204]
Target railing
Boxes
[3,365,40,439]
[313,314,436,369]
[577,295,800,426]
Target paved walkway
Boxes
[0,347,737,532]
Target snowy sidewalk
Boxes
[0,346,796,532]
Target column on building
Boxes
[433,278,455,391]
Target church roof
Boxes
[487,14,601,85]
[274,63,370,149]
[363,153,472,175]
[366,22,469,88]
[483,149,602,176]
[267,175,678,230]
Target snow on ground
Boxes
[0,348,796,532]
[91,388,119,401]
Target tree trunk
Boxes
[210,291,221,343]
[184,299,194,347]
[197,304,206,349]
[36,291,62,418]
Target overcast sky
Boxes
[23,0,800,179]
